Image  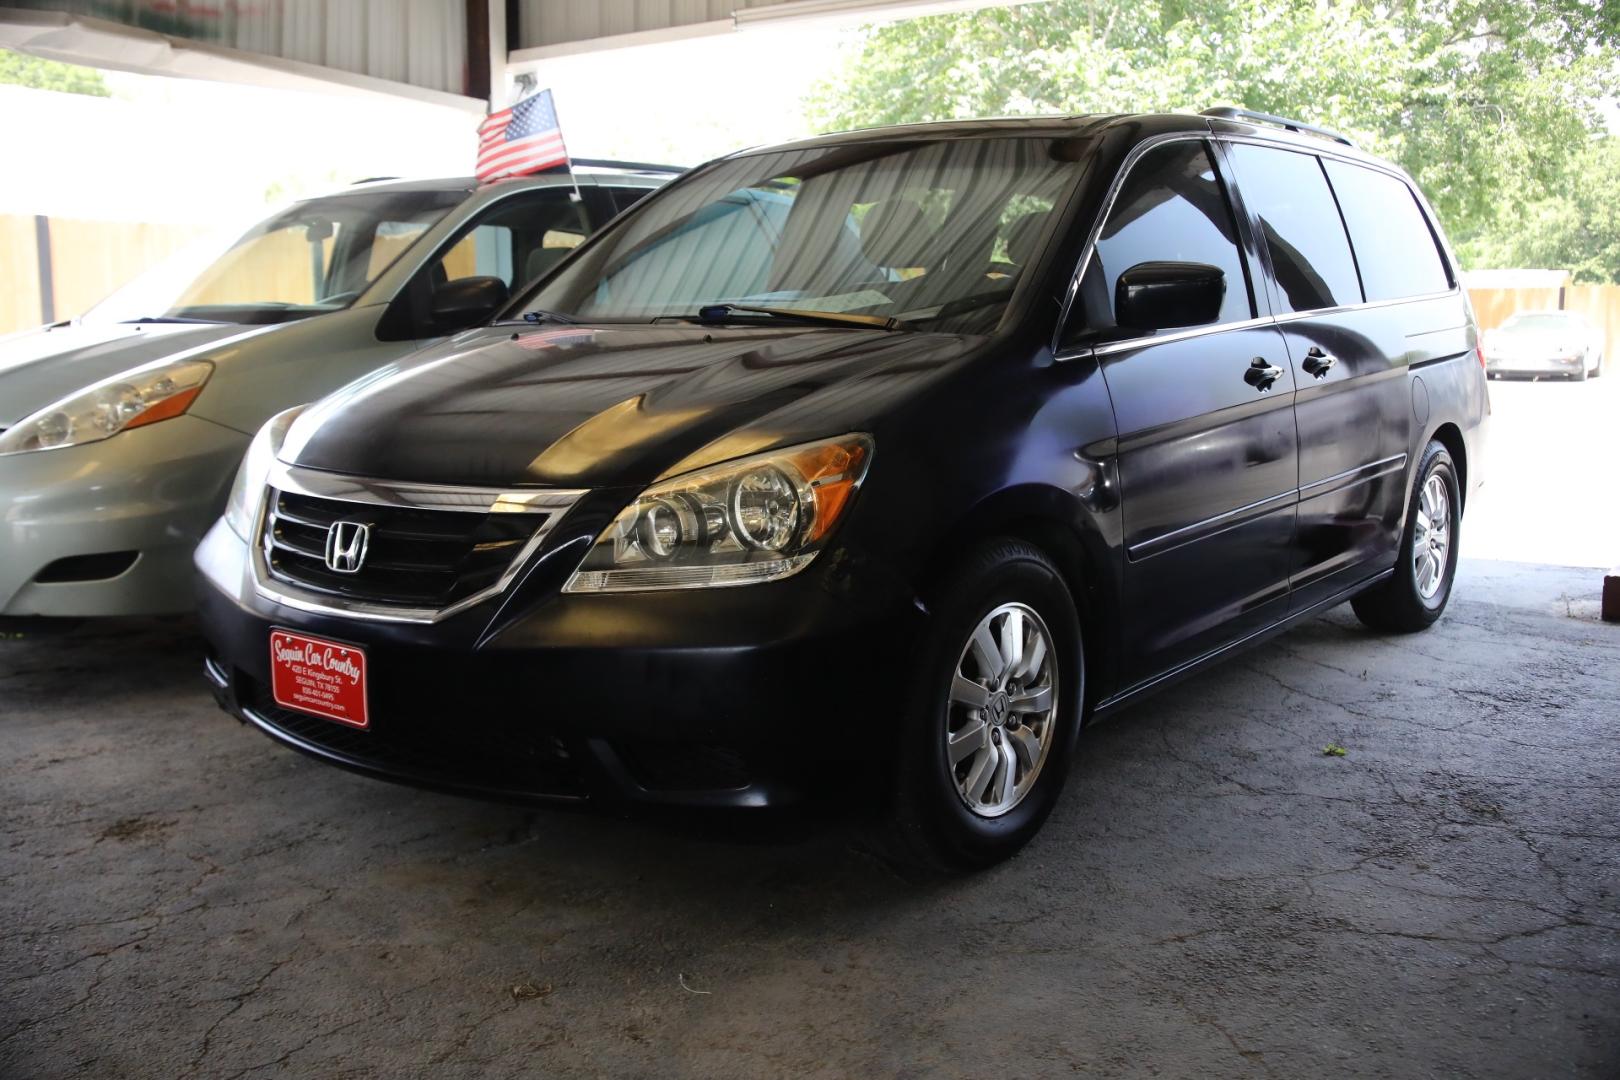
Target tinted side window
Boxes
[427,190,586,290]
[1323,160,1451,300]
[1226,144,1361,313]
[1084,141,1252,330]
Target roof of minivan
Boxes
[743,112,1397,171]
[339,167,674,196]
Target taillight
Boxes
[1476,342,1486,369]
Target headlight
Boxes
[224,405,306,542]
[564,434,873,593]
[0,358,213,456]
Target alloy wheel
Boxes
[945,602,1059,818]
[1413,473,1451,600]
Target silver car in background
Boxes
[0,163,675,619]
[1482,309,1605,381]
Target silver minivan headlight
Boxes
[0,358,213,456]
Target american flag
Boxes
[477,89,568,183]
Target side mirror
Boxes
[1115,261,1225,332]
[430,276,509,332]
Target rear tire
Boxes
[1352,440,1460,633]
[876,538,1083,873]
[1590,351,1603,379]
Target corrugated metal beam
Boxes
[510,0,1044,60]
[0,1,482,106]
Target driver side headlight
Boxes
[564,434,873,593]
[224,405,306,542]
[0,357,213,456]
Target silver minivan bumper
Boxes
[0,415,248,617]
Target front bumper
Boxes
[0,416,249,617]
[195,513,919,808]
[1484,353,1585,377]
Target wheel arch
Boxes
[919,484,1121,709]
[1427,421,1468,512]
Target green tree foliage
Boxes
[1466,138,1620,283]
[806,0,1620,278]
[0,49,110,97]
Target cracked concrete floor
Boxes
[2,559,1617,1079]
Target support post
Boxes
[33,215,54,325]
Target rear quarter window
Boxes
[1323,160,1452,301]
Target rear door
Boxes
[1221,141,1413,612]
[1079,139,1298,685]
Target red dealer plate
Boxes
[268,629,370,729]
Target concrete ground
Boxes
[2,555,1616,1079]
[1465,373,1620,569]
[4,374,1619,1079]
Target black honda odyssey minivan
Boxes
[197,109,1488,869]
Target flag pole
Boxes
[551,90,585,206]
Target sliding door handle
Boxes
[1245,357,1284,392]
[1302,347,1338,378]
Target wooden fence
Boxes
[1467,285,1620,363]
[0,214,209,336]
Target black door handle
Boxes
[1245,357,1284,392]
[1302,347,1338,378]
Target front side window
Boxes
[1322,160,1451,301]
[517,138,1083,333]
[425,189,589,292]
[1079,140,1253,333]
[1225,143,1362,313]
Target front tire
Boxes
[1352,440,1460,633]
[880,539,1083,872]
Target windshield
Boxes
[85,188,466,326]
[1502,313,1583,333]
[516,137,1081,332]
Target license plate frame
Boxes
[268,628,370,730]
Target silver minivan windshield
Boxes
[84,187,466,326]
[515,137,1081,333]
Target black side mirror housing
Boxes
[430,276,510,332]
[1115,261,1226,332]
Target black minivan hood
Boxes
[284,324,981,489]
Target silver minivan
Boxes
[0,163,674,619]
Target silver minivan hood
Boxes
[0,320,253,427]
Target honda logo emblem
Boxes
[324,520,370,574]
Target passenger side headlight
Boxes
[0,358,213,456]
[564,434,873,593]
[224,405,306,542]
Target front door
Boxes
[1076,139,1299,686]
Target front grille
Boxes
[241,675,586,798]
[262,488,545,611]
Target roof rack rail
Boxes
[1200,107,1355,148]
[569,158,686,174]
[351,176,400,185]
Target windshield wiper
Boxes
[121,316,222,325]
[691,304,906,332]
